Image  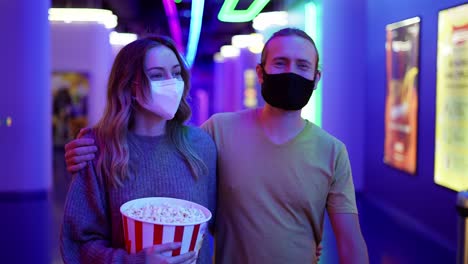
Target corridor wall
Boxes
[364,0,466,251]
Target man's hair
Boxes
[260,27,320,71]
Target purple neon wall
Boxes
[364,0,466,250]
[321,0,367,191]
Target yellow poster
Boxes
[435,4,468,191]
[384,17,420,174]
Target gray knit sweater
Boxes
[61,126,217,264]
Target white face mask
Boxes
[138,78,185,120]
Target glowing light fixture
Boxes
[231,34,251,48]
[213,52,224,63]
[185,0,205,66]
[252,11,288,31]
[6,116,12,127]
[300,2,322,126]
[243,69,258,108]
[220,45,240,58]
[231,33,264,54]
[109,31,138,46]
[218,0,271,22]
[162,0,184,53]
[231,33,264,48]
[48,8,117,29]
[304,3,317,42]
[248,43,264,54]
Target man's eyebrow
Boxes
[271,56,288,61]
[271,57,312,65]
[296,59,312,65]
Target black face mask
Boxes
[261,68,316,111]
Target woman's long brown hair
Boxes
[94,35,207,187]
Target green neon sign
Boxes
[218,0,270,22]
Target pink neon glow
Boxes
[162,0,184,53]
[195,89,209,125]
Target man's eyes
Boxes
[274,61,286,67]
[273,61,311,71]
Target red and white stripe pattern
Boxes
[122,216,207,256]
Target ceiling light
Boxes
[252,11,288,31]
[48,8,117,29]
[220,45,240,58]
[109,31,138,46]
[231,33,264,49]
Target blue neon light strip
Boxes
[186,0,204,66]
[305,1,322,127]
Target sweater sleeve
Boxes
[60,161,146,264]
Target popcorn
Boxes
[124,202,207,224]
[120,197,212,255]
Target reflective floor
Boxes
[0,149,457,264]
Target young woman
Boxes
[60,35,217,264]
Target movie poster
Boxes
[384,17,420,174]
[434,4,468,191]
[51,72,89,147]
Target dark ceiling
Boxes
[51,0,283,65]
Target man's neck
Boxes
[257,105,306,145]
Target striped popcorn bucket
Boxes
[120,197,211,257]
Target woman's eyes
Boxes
[172,71,182,78]
[149,71,181,80]
[150,74,164,80]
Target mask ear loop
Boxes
[130,78,146,108]
[259,64,267,74]
[312,70,321,90]
[258,64,270,82]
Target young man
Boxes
[65,28,368,263]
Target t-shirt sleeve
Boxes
[60,160,146,263]
[326,145,358,215]
[199,119,218,236]
[200,116,215,138]
[206,140,218,234]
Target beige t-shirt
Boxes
[202,109,357,264]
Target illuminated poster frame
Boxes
[384,17,421,174]
[434,3,468,191]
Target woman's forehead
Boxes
[144,46,180,69]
